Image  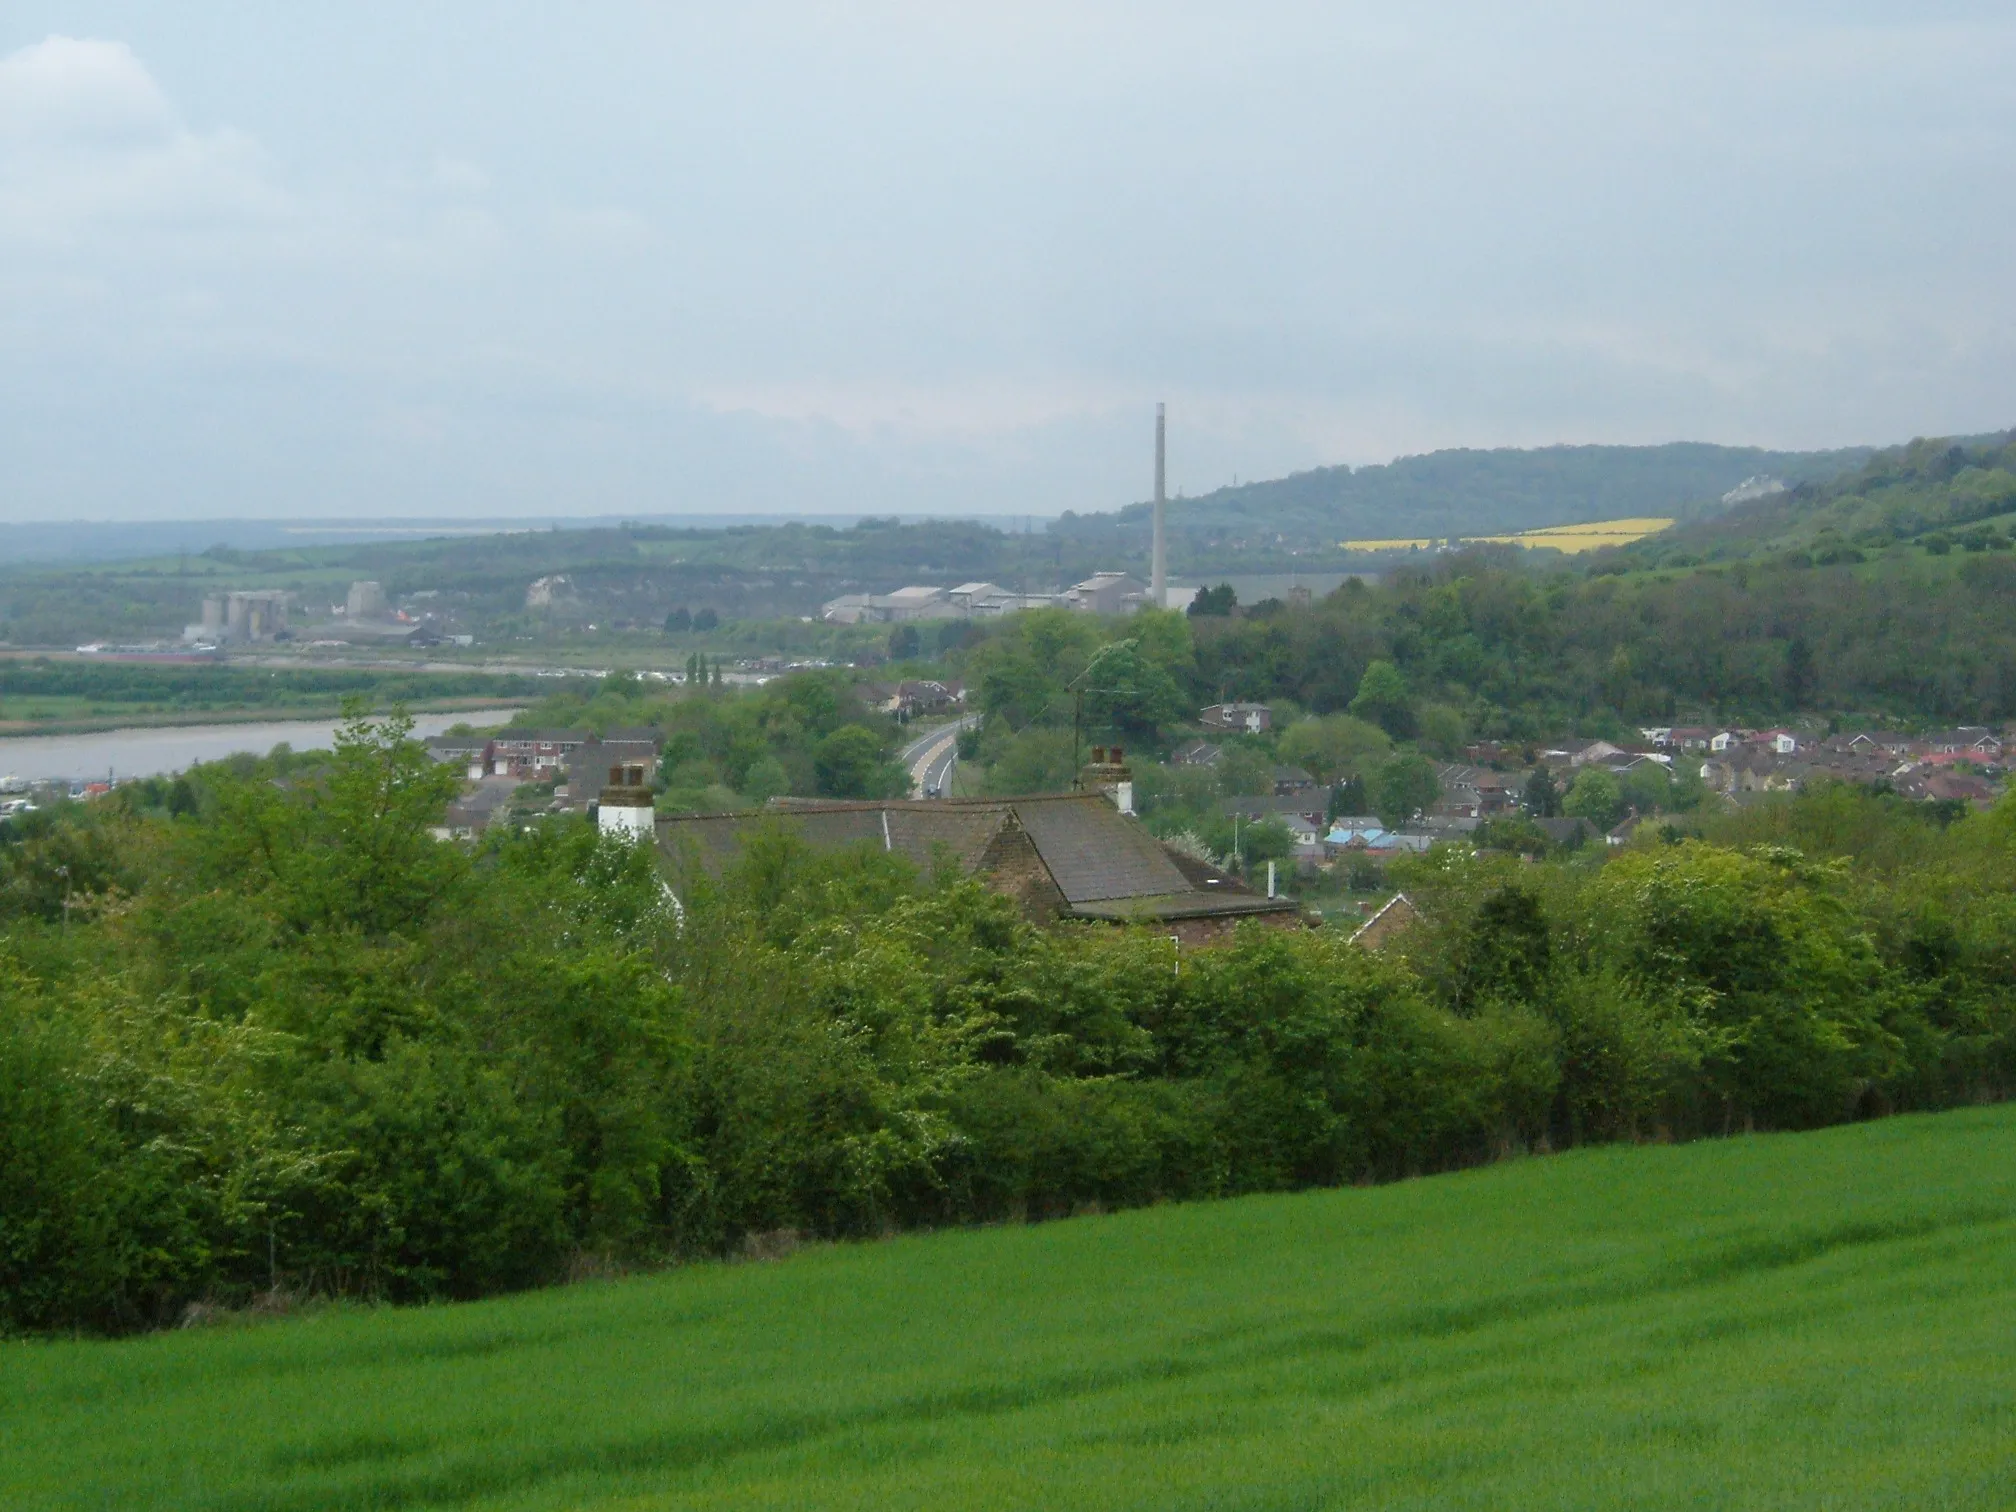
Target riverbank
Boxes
[0,709,524,783]
[0,694,525,739]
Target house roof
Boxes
[660,793,1293,922]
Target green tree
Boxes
[813,725,904,799]
[1348,660,1416,738]
[1082,641,1189,738]
[1329,775,1369,819]
[1277,715,1390,783]
[1563,767,1624,831]
[1523,767,1562,818]
[1370,753,1440,828]
[740,755,790,804]
[1187,583,1237,617]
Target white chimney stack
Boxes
[1152,402,1167,609]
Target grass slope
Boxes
[6,1107,2016,1511]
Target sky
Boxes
[2,3,2013,523]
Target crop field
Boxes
[1344,516,1675,553]
[5,1105,2015,1511]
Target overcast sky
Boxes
[3,3,2012,522]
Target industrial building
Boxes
[187,590,291,643]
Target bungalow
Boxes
[659,792,1302,945]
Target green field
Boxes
[6,1107,2015,1511]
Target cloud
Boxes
[0,36,282,244]
[0,35,175,146]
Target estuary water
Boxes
[0,709,523,784]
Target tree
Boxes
[813,725,903,799]
[1523,767,1562,818]
[693,607,720,631]
[1563,767,1624,831]
[1370,753,1440,828]
[663,607,692,634]
[1081,641,1188,738]
[1329,775,1369,820]
[1783,635,1816,708]
[1237,816,1294,867]
[887,625,921,661]
[1187,583,1237,617]
[1348,660,1416,738]
[1277,714,1390,783]
[740,755,790,804]
[1417,704,1467,759]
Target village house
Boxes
[1272,765,1317,796]
[488,728,590,779]
[1925,727,2004,759]
[658,792,1302,944]
[1350,893,1421,951]
[1199,702,1272,734]
[557,732,668,811]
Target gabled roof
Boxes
[659,794,1294,923]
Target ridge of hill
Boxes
[1615,429,2016,567]
[7,1104,2014,1510]
[1054,440,1874,559]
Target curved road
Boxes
[901,714,977,798]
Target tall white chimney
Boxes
[1152,402,1167,608]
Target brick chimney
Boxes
[1079,745,1135,816]
[597,762,655,842]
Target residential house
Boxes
[431,778,522,840]
[425,733,494,780]
[559,732,667,811]
[1925,727,2004,759]
[1226,792,1330,828]
[1350,893,1421,951]
[489,728,590,779]
[658,792,1302,944]
[1199,702,1272,734]
[1535,816,1600,848]
[1273,765,1317,796]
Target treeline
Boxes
[4,717,2014,1335]
[948,545,2016,797]
[510,669,913,808]
[1178,550,2016,730]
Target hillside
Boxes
[1053,440,1873,566]
[1616,429,2016,568]
[4,1105,2012,1510]
[0,440,1884,650]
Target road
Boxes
[901,715,976,798]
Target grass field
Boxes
[5,1107,2015,1511]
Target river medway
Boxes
[0,709,524,784]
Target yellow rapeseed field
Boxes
[1343,516,1673,553]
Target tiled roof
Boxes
[1011,795,1192,904]
[660,793,1293,922]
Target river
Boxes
[0,709,524,784]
